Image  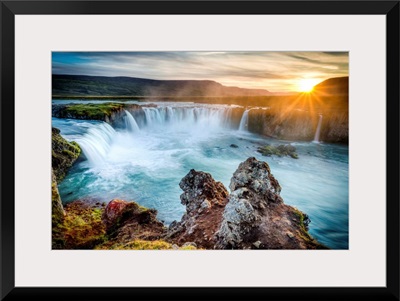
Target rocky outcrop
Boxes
[52,157,325,250]
[166,170,229,249]
[51,169,65,226]
[257,144,298,159]
[166,158,324,249]
[101,199,166,246]
[52,103,142,127]
[52,127,81,182]
[215,157,325,249]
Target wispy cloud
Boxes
[52,51,348,92]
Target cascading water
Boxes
[141,106,233,130]
[239,109,250,131]
[54,101,348,249]
[124,110,140,132]
[74,122,116,165]
[313,115,323,143]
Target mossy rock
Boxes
[52,127,81,182]
[291,208,328,249]
[95,239,198,250]
[51,171,65,225]
[53,201,107,249]
[52,103,141,123]
[257,144,298,159]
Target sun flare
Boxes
[297,79,319,92]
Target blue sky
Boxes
[52,51,348,92]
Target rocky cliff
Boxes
[248,108,348,144]
[52,127,81,182]
[52,103,142,127]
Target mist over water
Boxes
[53,101,349,249]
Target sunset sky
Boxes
[52,52,348,92]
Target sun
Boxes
[297,78,319,92]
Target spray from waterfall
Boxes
[239,109,250,131]
[313,114,323,143]
[124,110,140,132]
[74,122,116,165]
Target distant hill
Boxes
[52,75,272,97]
[313,76,349,96]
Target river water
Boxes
[52,101,349,249]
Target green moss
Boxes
[257,144,298,159]
[53,204,107,249]
[95,239,173,250]
[95,239,198,250]
[52,127,81,182]
[64,103,125,120]
[179,245,197,250]
[292,208,328,249]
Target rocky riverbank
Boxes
[52,134,326,250]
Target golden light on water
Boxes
[297,78,320,92]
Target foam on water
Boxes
[53,102,348,249]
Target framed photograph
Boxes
[2,0,399,300]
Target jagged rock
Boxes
[52,127,81,182]
[166,169,229,248]
[102,199,130,228]
[215,157,325,249]
[229,157,283,205]
[101,199,166,245]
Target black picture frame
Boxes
[1,1,399,300]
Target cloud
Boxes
[52,51,348,92]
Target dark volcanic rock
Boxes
[215,157,325,249]
[166,169,229,249]
[102,199,166,244]
[52,127,81,182]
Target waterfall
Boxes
[239,109,250,131]
[313,115,323,143]
[75,122,116,165]
[124,110,140,132]
[141,106,232,129]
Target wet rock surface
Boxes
[52,127,81,182]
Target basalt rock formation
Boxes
[166,170,229,249]
[167,157,325,249]
[215,157,324,249]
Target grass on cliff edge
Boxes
[64,102,126,119]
